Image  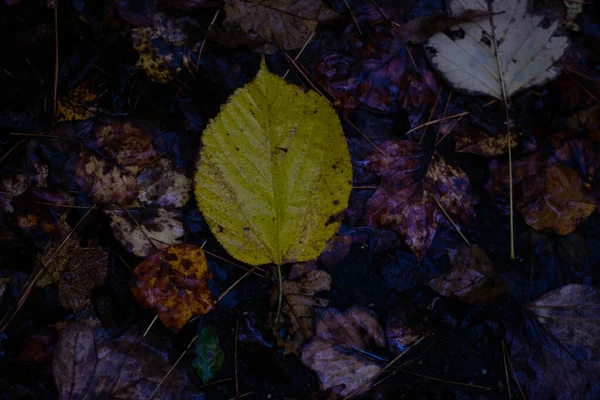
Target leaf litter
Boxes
[0,0,599,399]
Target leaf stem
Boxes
[275,265,283,325]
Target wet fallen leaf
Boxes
[362,140,472,261]
[74,118,158,204]
[53,317,188,399]
[137,158,191,207]
[270,268,331,355]
[55,81,98,122]
[132,13,201,83]
[131,244,214,330]
[314,36,438,119]
[428,245,507,303]
[391,10,494,45]
[194,59,352,266]
[320,235,352,268]
[192,325,224,384]
[455,129,520,157]
[385,304,424,354]
[425,0,569,99]
[223,0,338,52]
[506,284,600,399]
[36,219,108,311]
[517,163,595,235]
[106,208,185,257]
[301,305,386,397]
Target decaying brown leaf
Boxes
[36,218,108,311]
[506,284,600,399]
[456,129,520,157]
[518,163,595,235]
[131,244,214,330]
[223,0,338,52]
[270,266,331,355]
[428,245,507,303]
[137,158,191,208]
[106,208,185,257]
[301,305,386,397]
[53,317,188,400]
[363,140,472,261]
[385,304,424,354]
[55,81,98,122]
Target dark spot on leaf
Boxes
[243,226,250,232]
[480,35,491,47]
[333,200,339,205]
[277,147,288,153]
[164,253,178,261]
[181,258,193,270]
[445,27,465,41]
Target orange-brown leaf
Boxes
[131,244,214,330]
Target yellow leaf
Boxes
[194,60,352,266]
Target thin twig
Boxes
[504,340,526,399]
[399,370,491,391]
[343,0,363,35]
[343,117,386,155]
[0,205,96,332]
[197,377,234,389]
[283,31,315,79]
[0,138,28,165]
[227,392,253,400]
[142,315,158,339]
[53,5,59,122]
[565,69,600,105]
[203,249,265,276]
[196,9,221,71]
[429,195,470,245]
[419,87,443,145]
[216,268,259,304]
[404,111,470,136]
[435,91,453,145]
[147,335,198,400]
[502,340,512,399]
[234,316,240,399]
[565,65,600,84]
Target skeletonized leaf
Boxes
[194,60,352,266]
[425,0,569,99]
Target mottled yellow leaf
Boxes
[194,60,352,266]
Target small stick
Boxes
[399,370,491,391]
[234,316,240,399]
[405,111,470,136]
[565,69,600,105]
[353,185,378,190]
[142,315,159,339]
[216,269,259,304]
[283,31,315,79]
[504,340,526,399]
[228,392,253,400]
[565,65,600,83]
[435,91,453,145]
[196,9,221,70]
[343,0,363,35]
[419,88,443,145]
[53,5,59,122]
[343,117,386,156]
[203,249,265,276]
[502,340,512,399]
[147,335,198,400]
[429,194,470,245]
[0,138,27,165]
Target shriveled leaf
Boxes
[194,60,352,266]
[425,0,570,99]
[270,268,331,355]
[132,13,201,83]
[362,140,472,261]
[55,81,98,122]
[506,285,600,399]
[36,217,108,311]
[131,244,214,330]
[391,10,494,45]
[192,325,224,384]
[456,130,520,157]
[428,245,507,303]
[106,208,185,257]
[517,163,595,234]
[137,158,191,207]
[223,0,338,52]
[301,306,386,397]
[53,317,188,400]
[564,0,583,31]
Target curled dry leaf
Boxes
[425,0,569,99]
[223,0,338,52]
[506,284,600,399]
[132,13,201,83]
[301,305,386,397]
[53,317,188,400]
[131,244,214,330]
[428,244,507,303]
[517,163,595,235]
[362,140,472,261]
[194,59,351,266]
[270,268,331,355]
[106,208,185,257]
[36,217,108,311]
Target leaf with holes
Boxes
[424,0,569,99]
[194,59,352,266]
